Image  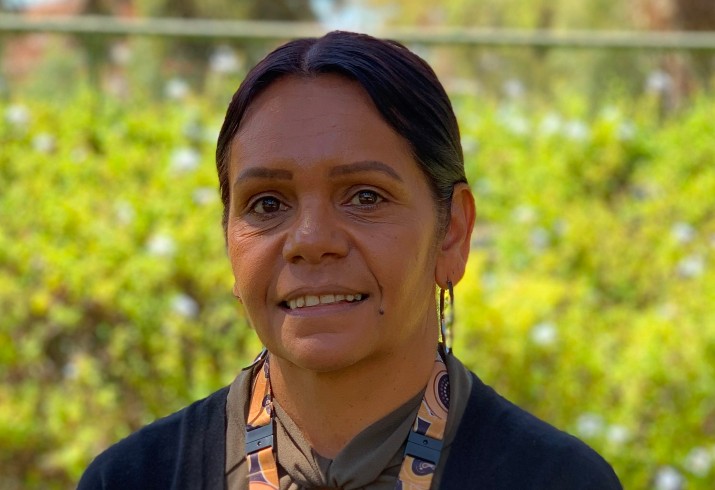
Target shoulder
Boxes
[77,386,230,490]
[442,369,622,489]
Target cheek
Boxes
[378,227,437,296]
[227,235,268,298]
[227,242,277,335]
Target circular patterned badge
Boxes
[423,363,449,419]
[437,372,450,409]
[412,459,436,476]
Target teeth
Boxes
[285,293,364,310]
[320,294,335,304]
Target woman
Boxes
[79,31,621,489]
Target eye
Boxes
[349,189,384,207]
[251,196,286,215]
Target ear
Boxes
[435,183,476,288]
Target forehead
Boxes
[230,74,414,170]
[241,74,374,126]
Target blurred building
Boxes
[2,0,134,84]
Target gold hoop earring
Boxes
[439,280,454,355]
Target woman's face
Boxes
[226,74,444,372]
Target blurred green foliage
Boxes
[0,93,257,488]
[1,89,714,489]
[454,93,715,489]
[368,0,631,29]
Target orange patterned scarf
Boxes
[245,352,449,490]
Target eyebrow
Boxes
[234,167,293,185]
[233,160,403,189]
[329,160,403,182]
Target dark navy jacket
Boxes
[78,374,622,489]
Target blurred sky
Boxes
[2,0,55,8]
[2,0,384,31]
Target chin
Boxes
[277,335,370,373]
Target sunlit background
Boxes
[1,1,714,489]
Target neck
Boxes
[269,334,437,458]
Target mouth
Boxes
[280,293,369,311]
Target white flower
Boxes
[671,222,695,244]
[204,124,222,143]
[503,78,525,99]
[553,220,568,237]
[146,234,176,257]
[481,272,497,290]
[115,201,135,225]
[656,303,678,320]
[62,361,78,380]
[530,322,557,347]
[606,424,631,446]
[5,104,30,127]
[193,187,217,205]
[617,121,636,141]
[32,133,55,153]
[110,43,132,65]
[646,70,673,94]
[529,227,550,251]
[447,78,480,96]
[210,45,241,74]
[461,135,479,155]
[170,147,201,173]
[563,120,589,141]
[471,231,492,249]
[540,113,562,136]
[677,254,705,279]
[474,178,491,195]
[497,108,529,135]
[654,466,684,490]
[576,413,604,438]
[183,120,203,141]
[71,147,88,164]
[600,106,622,122]
[512,205,537,224]
[684,447,712,477]
[165,78,190,100]
[171,293,199,318]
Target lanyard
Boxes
[245,351,450,489]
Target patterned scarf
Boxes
[245,352,450,489]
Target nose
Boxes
[282,200,349,264]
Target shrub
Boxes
[1,92,713,488]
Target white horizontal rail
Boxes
[2,15,715,50]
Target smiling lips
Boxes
[284,293,365,310]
